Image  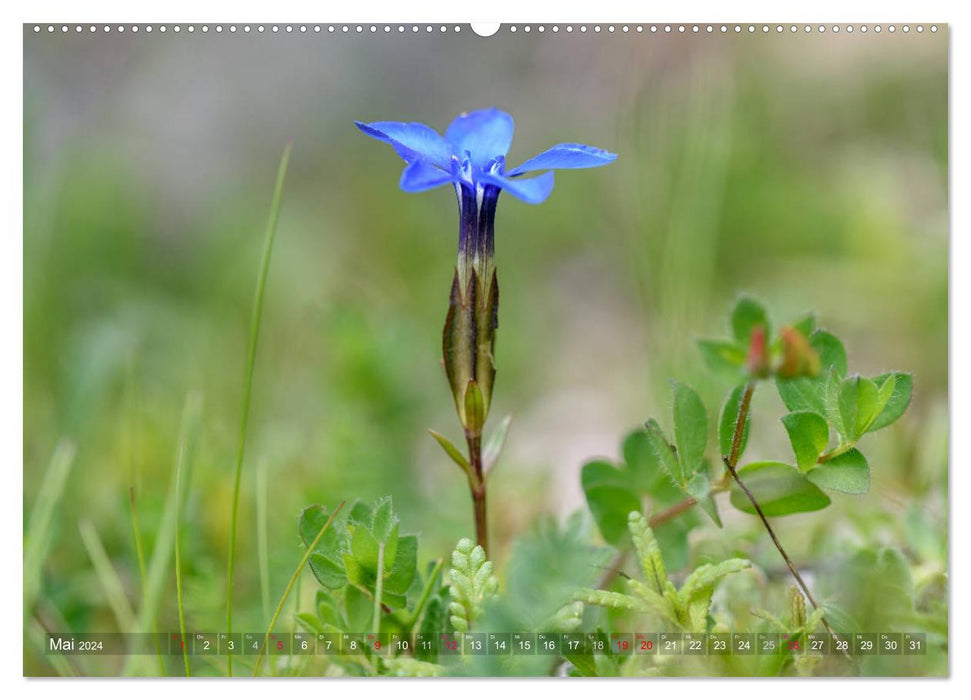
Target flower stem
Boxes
[226,141,292,676]
[466,433,489,558]
[722,381,845,650]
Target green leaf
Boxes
[729,462,831,516]
[697,339,746,375]
[350,523,381,575]
[792,313,816,338]
[348,500,373,527]
[428,429,472,479]
[775,330,847,415]
[781,412,829,471]
[308,552,347,589]
[448,538,498,633]
[822,367,845,437]
[482,414,513,474]
[622,429,654,493]
[672,381,707,481]
[807,448,869,494]
[776,376,825,416]
[299,505,347,589]
[731,296,770,345]
[869,372,913,432]
[644,419,682,486]
[838,375,880,440]
[384,534,418,596]
[685,472,721,527]
[316,589,348,630]
[719,384,751,459]
[371,496,397,544]
[344,584,373,631]
[581,460,641,546]
[810,330,847,377]
[295,612,323,634]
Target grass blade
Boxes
[121,392,202,676]
[174,404,196,677]
[226,141,293,676]
[24,440,77,615]
[128,487,164,674]
[257,457,270,625]
[253,500,344,677]
[78,519,137,632]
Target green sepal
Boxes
[463,379,486,436]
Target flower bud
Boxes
[777,326,821,378]
[745,325,771,378]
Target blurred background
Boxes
[24,25,947,675]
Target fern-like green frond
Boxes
[625,579,681,627]
[679,558,751,632]
[447,538,498,632]
[543,601,585,632]
[628,511,667,594]
[679,559,751,601]
[574,588,652,613]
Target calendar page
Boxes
[22,21,948,679]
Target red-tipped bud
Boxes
[745,325,771,378]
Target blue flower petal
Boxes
[355,120,452,169]
[399,160,455,193]
[445,109,515,169]
[507,143,617,176]
[480,171,555,205]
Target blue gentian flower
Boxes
[356,108,616,450]
[356,108,616,284]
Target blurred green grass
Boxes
[23,29,947,676]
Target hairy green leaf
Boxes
[644,418,682,486]
[384,534,418,596]
[838,375,880,440]
[731,296,770,345]
[729,461,831,516]
[719,383,751,459]
[807,448,869,494]
[811,330,848,376]
[869,372,913,432]
[299,505,347,589]
[685,471,721,527]
[781,411,829,471]
[672,381,708,480]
